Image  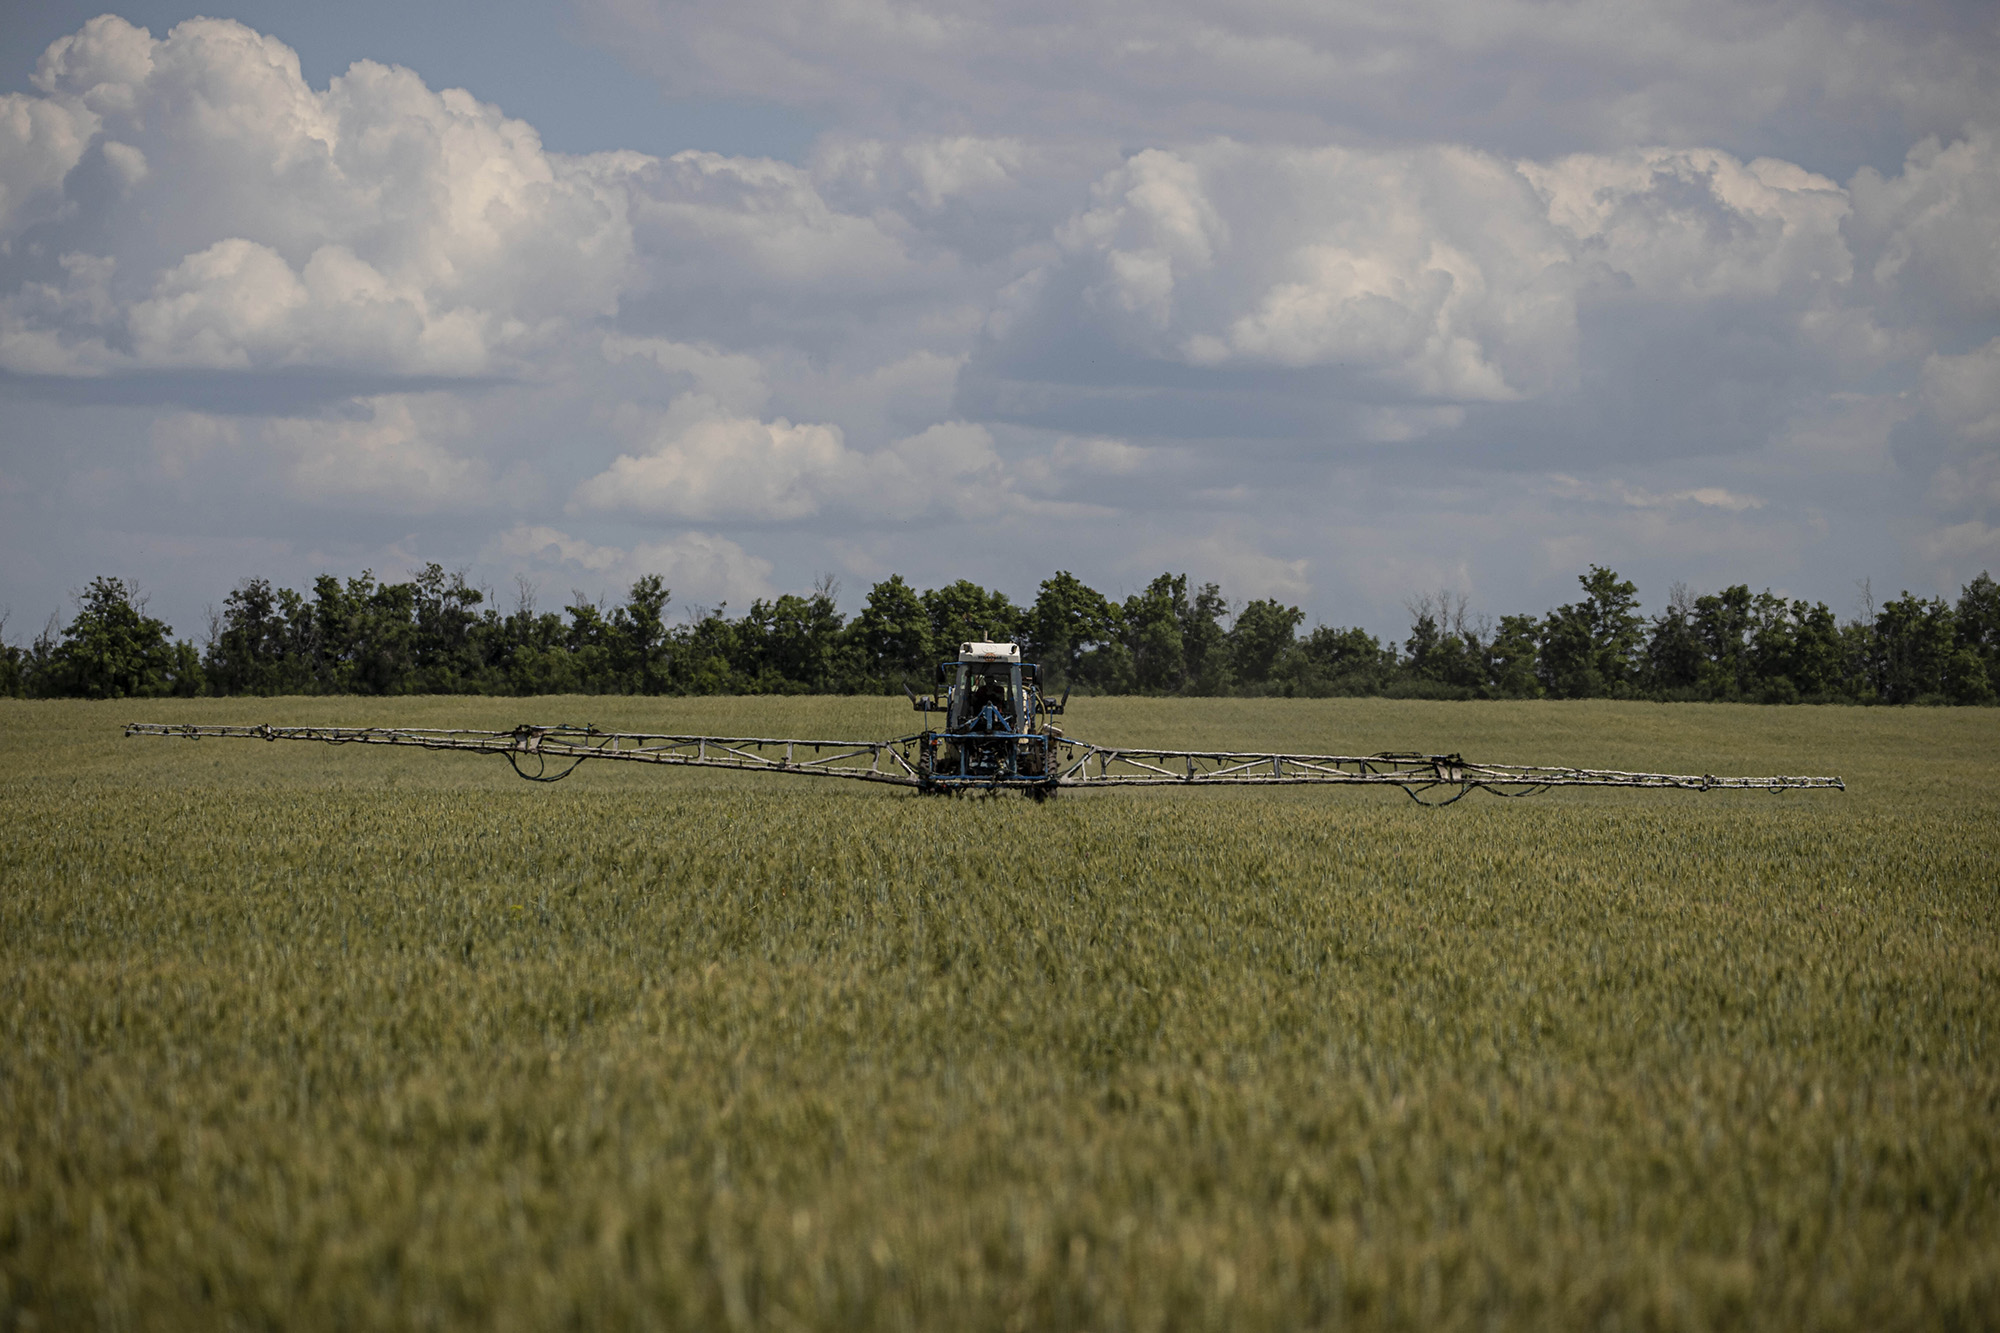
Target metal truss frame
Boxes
[126,723,1845,801]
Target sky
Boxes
[1,1,1996,646]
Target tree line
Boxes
[3,563,1997,705]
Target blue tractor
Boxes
[906,640,1066,797]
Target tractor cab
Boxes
[909,640,1065,793]
[946,641,1024,734]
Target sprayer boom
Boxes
[124,721,1843,805]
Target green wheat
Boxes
[2,697,1995,1329]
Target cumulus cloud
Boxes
[488,523,776,607]
[1546,474,1765,512]
[626,149,926,305]
[811,133,1118,263]
[982,141,1576,406]
[261,396,487,511]
[1918,520,2000,577]
[0,17,954,379]
[1165,524,1313,604]
[971,136,1875,440]
[578,0,1997,170]
[144,395,490,511]
[4,10,2000,639]
[1922,338,2000,449]
[576,406,851,521]
[0,92,96,240]
[571,390,1022,522]
[601,334,774,415]
[1915,338,2000,552]
[1,15,641,377]
[824,135,1031,212]
[1849,126,2000,330]
[1524,149,1850,301]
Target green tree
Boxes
[1027,571,1117,687]
[922,580,1025,654]
[1643,585,1703,696]
[306,572,436,695]
[1536,605,1598,699]
[671,606,745,695]
[611,575,673,693]
[207,578,282,695]
[1957,572,2000,681]
[1400,592,1484,694]
[562,594,618,690]
[1278,625,1394,696]
[1745,593,1850,703]
[1228,598,1302,687]
[851,575,934,684]
[406,564,489,692]
[1945,645,1994,705]
[1689,585,1754,698]
[1181,583,1233,693]
[1484,614,1542,698]
[491,580,581,696]
[1869,593,1957,703]
[40,577,201,699]
[1122,574,1187,692]
[0,613,21,698]
[1945,570,1998,704]
[740,579,847,692]
[1540,566,1643,698]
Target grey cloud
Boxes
[1848,126,2000,334]
[486,523,778,608]
[0,367,504,414]
[1,10,1997,643]
[578,0,1998,175]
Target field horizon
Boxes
[4,697,1995,1328]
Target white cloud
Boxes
[0,251,122,372]
[1001,139,1874,413]
[1,15,641,376]
[1760,393,1907,477]
[1047,435,1147,476]
[264,396,485,510]
[0,92,96,240]
[32,14,157,114]
[1034,141,1575,402]
[571,391,1020,522]
[1356,406,1468,443]
[575,402,852,521]
[601,334,774,414]
[1920,337,2000,448]
[1916,338,2000,535]
[1918,520,2000,569]
[1547,474,1765,512]
[1524,148,1851,300]
[148,411,240,481]
[488,524,776,607]
[1849,125,2000,327]
[577,0,1996,168]
[5,11,2000,643]
[814,134,1029,211]
[1174,526,1313,604]
[144,396,489,511]
[115,239,491,374]
[627,149,923,298]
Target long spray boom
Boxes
[125,722,1844,805]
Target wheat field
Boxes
[2,696,1995,1329]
